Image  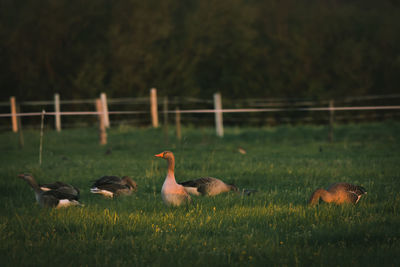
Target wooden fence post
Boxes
[163,96,169,144]
[214,92,224,137]
[54,93,61,132]
[175,107,181,140]
[100,93,110,128]
[150,88,159,128]
[10,96,18,132]
[328,99,334,143]
[96,99,107,145]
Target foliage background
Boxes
[1,0,399,101]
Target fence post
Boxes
[175,107,181,140]
[100,93,110,128]
[163,96,169,144]
[328,99,334,143]
[150,88,159,128]
[213,92,224,137]
[10,96,18,133]
[96,99,107,145]
[39,110,45,165]
[54,93,61,132]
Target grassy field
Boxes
[1,122,399,266]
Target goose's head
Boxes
[228,184,239,192]
[122,176,138,191]
[154,151,174,160]
[18,173,34,181]
[18,173,40,189]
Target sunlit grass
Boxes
[0,122,399,266]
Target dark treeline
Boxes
[1,0,399,102]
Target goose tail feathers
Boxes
[90,187,101,193]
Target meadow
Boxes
[0,122,399,266]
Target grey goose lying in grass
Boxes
[18,174,82,208]
[90,176,137,198]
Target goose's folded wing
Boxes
[92,176,122,187]
[52,187,80,200]
[179,177,215,187]
[40,181,69,190]
[95,183,129,193]
[44,190,78,201]
[179,180,199,187]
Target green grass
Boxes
[1,122,399,266]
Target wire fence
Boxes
[1,92,400,133]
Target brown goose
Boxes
[179,177,238,196]
[309,182,367,205]
[154,151,191,207]
[90,176,137,198]
[18,174,82,208]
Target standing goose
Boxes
[18,174,82,208]
[39,181,80,199]
[179,177,238,196]
[154,151,191,207]
[309,182,367,205]
[90,176,137,198]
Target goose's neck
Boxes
[309,189,332,205]
[25,177,43,194]
[166,156,175,177]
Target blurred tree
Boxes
[0,0,399,103]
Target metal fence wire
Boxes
[1,92,400,132]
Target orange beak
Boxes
[154,152,164,158]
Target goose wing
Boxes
[40,182,80,198]
[344,184,367,203]
[349,185,367,196]
[327,183,366,204]
[179,180,199,187]
[92,176,122,187]
[179,177,216,187]
[329,183,367,196]
[53,187,80,200]
[43,189,78,201]
[40,181,69,190]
